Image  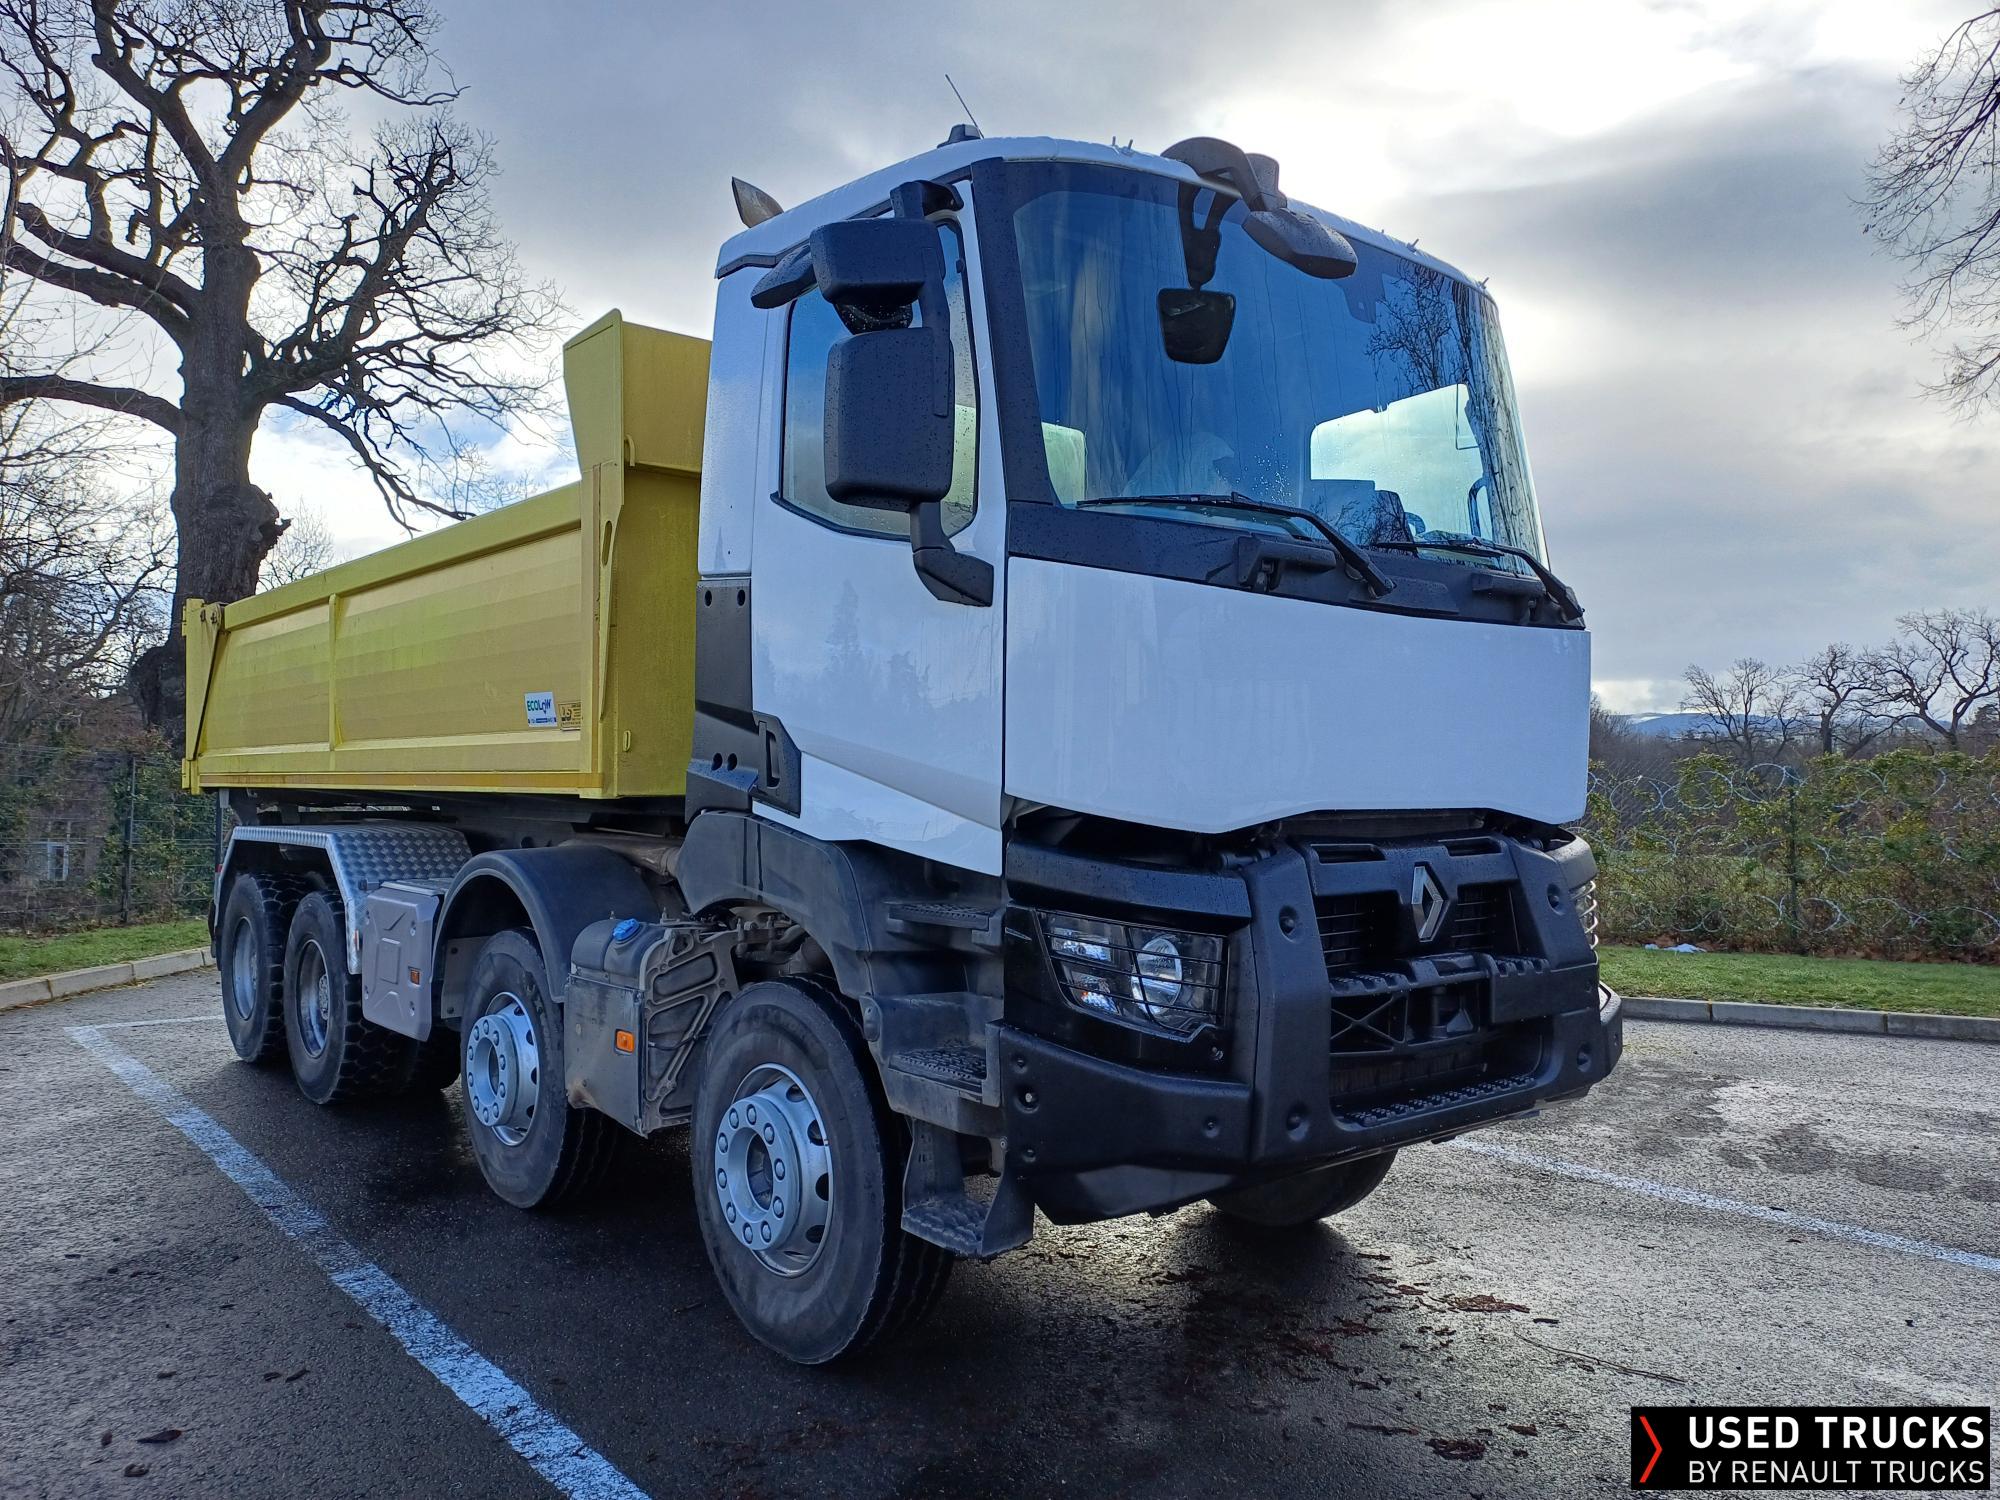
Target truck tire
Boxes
[218,871,309,1065]
[397,1029,462,1095]
[691,978,953,1365]
[460,929,619,1208]
[284,891,414,1105]
[1207,1150,1398,1229]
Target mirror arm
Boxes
[910,501,993,607]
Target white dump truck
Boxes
[186,129,1620,1364]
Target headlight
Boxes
[1040,912,1225,1038]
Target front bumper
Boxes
[999,834,1623,1223]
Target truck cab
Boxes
[192,131,1620,1365]
[684,131,1614,1211]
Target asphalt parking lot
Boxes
[3,973,1996,1500]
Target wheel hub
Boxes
[466,995,540,1147]
[228,916,258,1020]
[297,939,332,1057]
[712,1064,833,1277]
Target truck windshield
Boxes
[1009,162,1547,563]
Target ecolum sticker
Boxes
[525,691,557,727]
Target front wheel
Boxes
[691,979,952,1365]
[1207,1150,1398,1229]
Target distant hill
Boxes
[1620,712,1709,740]
[1619,712,1790,742]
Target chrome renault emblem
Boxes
[1411,864,1449,944]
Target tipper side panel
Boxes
[185,312,707,801]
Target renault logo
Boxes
[1411,864,1450,944]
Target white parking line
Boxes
[1457,1139,2000,1276]
[67,1022,651,1500]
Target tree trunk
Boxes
[130,236,282,749]
[129,397,282,748]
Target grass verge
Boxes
[1599,944,2000,1018]
[0,918,209,983]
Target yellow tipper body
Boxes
[183,312,707,801]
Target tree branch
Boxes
[0,372,180,432]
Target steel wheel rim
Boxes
[228,915,259,1020]
[712,1062,834,1278]
[466,994,540,1148]
[297,938,332,1057]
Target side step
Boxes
[901,1121,1033,1259]
[893,1045,987,1094]
[882,900,1003,948]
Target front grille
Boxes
[1316,892,1397,971]
[1315,881,1516,978]
[1446,882,1517,953]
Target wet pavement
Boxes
[3,974,1995,1499]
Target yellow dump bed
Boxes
[184,312,707,801]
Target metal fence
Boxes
[7,736,1999,963]
[1580,750,2000,961]
[0,743,219,934]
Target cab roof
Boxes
[715,134,1484,292]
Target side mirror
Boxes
[810,217,942,321]
[1244,207,1357,281]
[824,324,953,510]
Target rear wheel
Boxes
[460,929,619,1208]
[691,979,953,1365]
[1207,1150,1398,1229]
[217,872,308,1065]
[284,891,415,1104]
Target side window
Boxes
[779,221,976,537]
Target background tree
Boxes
[1860,607,2000,748]
[1788,642,1888,758]
[1865,8,2000,409]
[259,500,339,587]
[1681,658,1798,765]
[0,0,560,738]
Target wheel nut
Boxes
[760,1223,772,1243]
[728,1108,739,1128]
[725,1203,737,1223]
[746,1104,758,1124]
[773,1160,785,1180]
[763,1124,775,1143]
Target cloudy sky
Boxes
[258,0,2000,713]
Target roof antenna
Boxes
[944,73,983,142]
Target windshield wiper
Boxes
[1075,492,1394,597]
[1373,536,1584,622]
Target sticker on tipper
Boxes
[556,700,582,730]
[525,691,557,727]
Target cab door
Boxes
[749,197,1007,876]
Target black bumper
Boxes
[1000,833,1623,1223]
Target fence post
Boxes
[119,752,139,926]
[1785,777,1802,954]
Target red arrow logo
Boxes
[1638,1414,1664,1485]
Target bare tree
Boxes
[1788,643,1889,758]
[1860,607,2000,748]
[1864,9,2000,410]
[0,0,561,737]
[259,501,339,586]
[0,405,170,741]
[1681,658,1798,765]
